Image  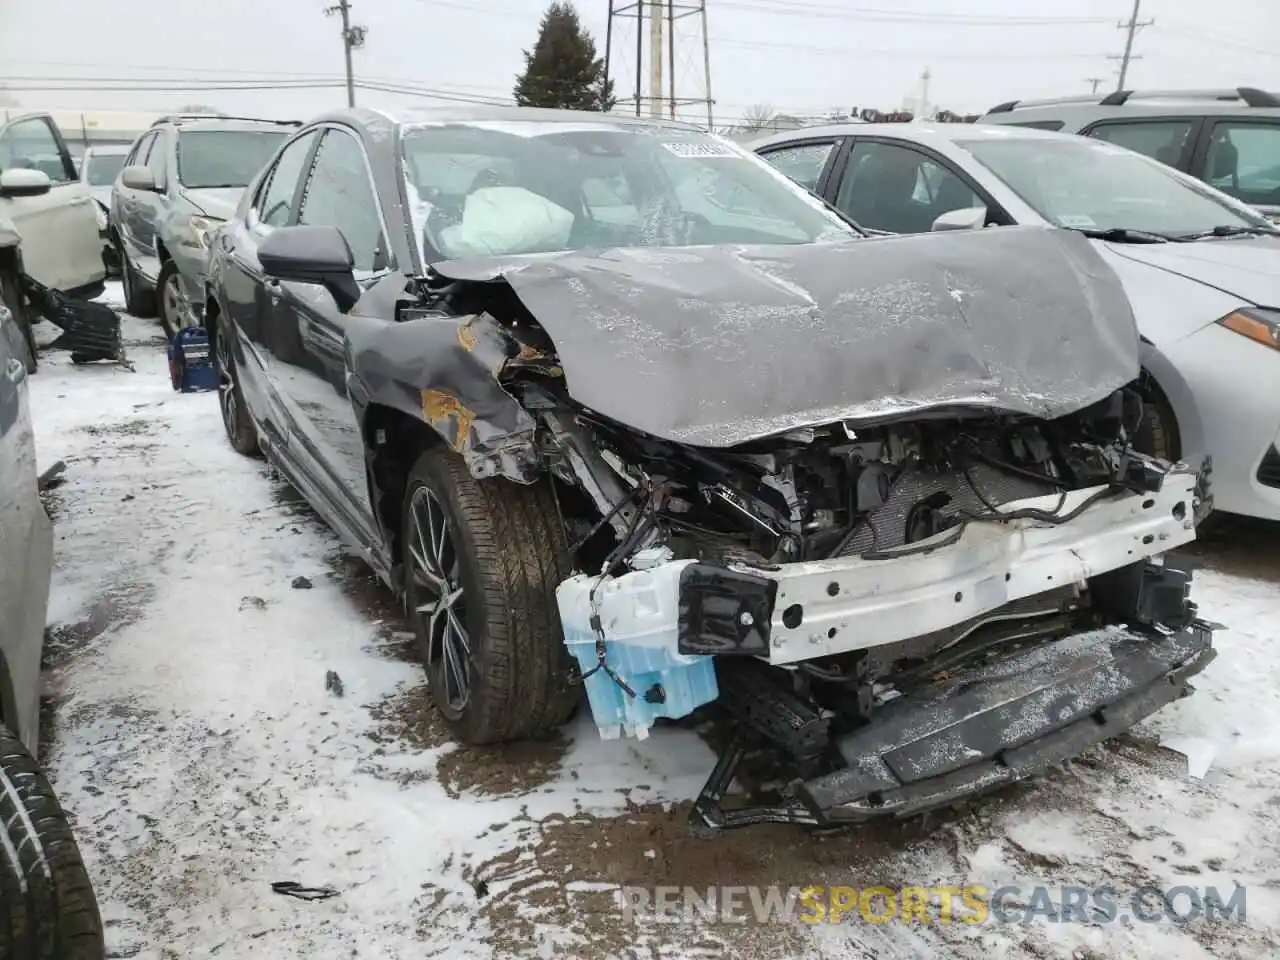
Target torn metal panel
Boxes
[430,225,1140,447]
[344,308,540,482]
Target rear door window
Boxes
[1085,119,1197,168]
[1200,121,1280,210]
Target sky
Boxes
[0,0,1277,126]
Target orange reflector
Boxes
[1221,311,1280,350]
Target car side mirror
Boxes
[258,224,360,313]
[120,165,158,192]
[931,206,987,232]
[0,168,52,198]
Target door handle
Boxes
[6,357,26,384]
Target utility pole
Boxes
[1110,0,1153,91]
[325,0,367,107]
[1085,77,1106,94]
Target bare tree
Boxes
[737,102,777,133]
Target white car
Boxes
[753,122,1280,522]
[80,143,131,275]
[0,113,105,297]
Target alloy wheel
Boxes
[408,486,472,712]
[163,272,192,330]
[214,328,239,443]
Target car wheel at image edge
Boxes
[0,268,36,374]
[213,319,260,458]
[114,238,155,320]
[402,448,580,745]
[0,723,105,960]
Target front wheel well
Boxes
[365,404,443,570]
[203,290,220,333]
[1136,369,1182,462]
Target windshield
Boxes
[176,130,288,189]
[84,151,126,186]
[956,136,1274,237]
[400,121,854,260]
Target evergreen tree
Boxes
[513,2,616,111]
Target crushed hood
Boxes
[1103,236,1280,310]
[431,226,1140,448]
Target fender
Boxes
[344,283,542,484]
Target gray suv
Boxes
[111,114,296,336]
[977,87,1280,222]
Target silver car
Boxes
[0,293,51,754]
[110,114,295,337]
[975,87,1280,222]
[754,122,1280,523]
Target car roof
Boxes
[306,104,707,134]
[750,121,1085,151]
[151,115,301,133]
[977,87,1280,127]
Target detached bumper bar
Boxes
[689,619,1215,833]
[679,468,1200,665]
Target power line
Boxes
[414,0,1113,27]
[1157,23,1280,60]
[716,37,1107,61]
[714,0,1112,26]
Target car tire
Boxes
[402,447,579,745]
[213,320,261,458]
[116,239,155,319]
[0,267,36,374]
[155,261,189,342]
[0,723,105,960]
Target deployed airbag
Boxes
[438,186,574,258]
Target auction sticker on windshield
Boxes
[662,141,738,158]
[1057,214,1098,228]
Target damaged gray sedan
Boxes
[204,106,1217,834]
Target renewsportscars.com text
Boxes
[618,884,1247,926]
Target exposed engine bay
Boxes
[364,250,1217,834]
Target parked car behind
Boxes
[80,143,130,276]
[975,87,1280,222]
[204,105,1213,834]
[0,299,105,957]
[753,122,1280,524]
[0,111,106,305]
[111,114,296,337]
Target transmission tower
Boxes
[604,0,713,128]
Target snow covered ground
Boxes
[26,285,1280,959]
